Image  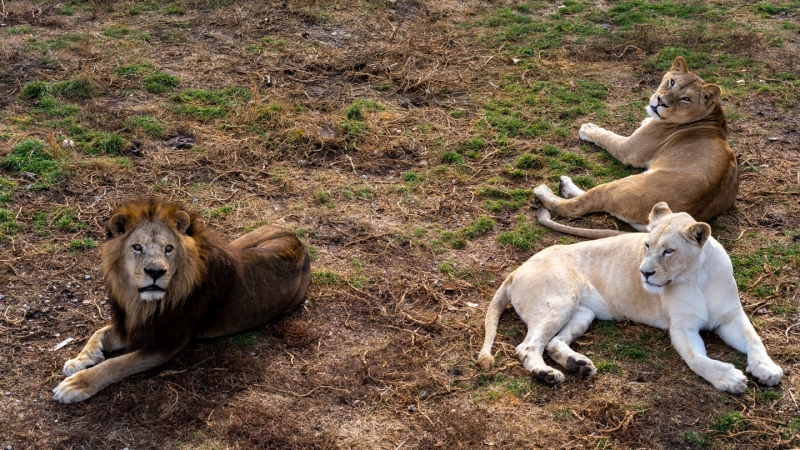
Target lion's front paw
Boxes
[748,360,783,386]
[53,372,96,404]
[578,123,600,143]
[712,367,747,394]
[62,351,104,377]
[531,366,565,386]
[477,353,494,370]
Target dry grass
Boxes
[1,0,799,449]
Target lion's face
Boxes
[103,201,202,306]
[121,220,183,301]
[639,203,711,294]
[647,56,721,124]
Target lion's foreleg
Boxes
[669,326,747,393]
[579,123,653,167]
[53,350,173,403]
[62,325,125,377]
[545,305,597,378]
[715,312,783,386]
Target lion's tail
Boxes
[535,208,627,239]
[477,272,515,370]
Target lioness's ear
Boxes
[107,213,129,238]
[702,84,721,104]
[174,210,191,234]
[648,202,672,224]
[684,223,711,247]
[671,56,689,73]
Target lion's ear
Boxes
[175,211,191,234]
[671,56,689,73]
[648,202,672,225]
[107,213,129,238]
[702,84,721,104]
[684,222,711,247]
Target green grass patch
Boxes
[127,115,165,137]
[172,87,250,120]
[498,215,544,251]
[461,216,494,239]
[713,411,749,433]
[681,430,710,448]
[730,240,800,297]
[231,332,258,349]
[203,203,235,220]
[144,71,180,93]
[0,177,16,205]
[69,238,98,250]
[0,209,23,238]
[3,139,67,187]
[115,62,154,79]
[478,187,532,212]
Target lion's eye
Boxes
[132,244,142,252]
[644,243,650,250]
[165,245,174,253]
[669,78,675,87]
[664,249,674,256]
[680,97,690,102]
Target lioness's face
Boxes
[647,57,720,124]
[639,207,711,294]
[122,221,182,301]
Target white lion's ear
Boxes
[107,213,129,237]
[175,211,191,234]
[702,84,721,104]
[684,223,711,247]
[671,56,689,73]
[648,202,672,225]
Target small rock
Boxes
[407,404,417,413]
[298,159,307,164]
[768,137,779,141]
[84,275,92,280]
[4,391,10,396]
[21,171,37,181]
[736,79,745,85]
[61,139,75,148]
[758,80,765,84]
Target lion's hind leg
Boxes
[546,305,597,378]
[514,294,580,386]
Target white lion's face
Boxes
[122,221,182,301]
[639,208,710,294]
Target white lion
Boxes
[478,203,782,393]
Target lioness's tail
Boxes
[535,208,626,239]
[477,273,515,370]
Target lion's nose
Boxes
[144,268,167,281]
[640,270,655,279]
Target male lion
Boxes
[53,198,311,403]
[478,203,782,393]
[534,56,738,238]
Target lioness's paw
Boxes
[535,208,552,223]
[477,353,495,370]
[53,373,95,404]
[533,185,555,206]
[566,356,597,378]
[712,367,747,394]
[578,123,599,142]
[531,367,565,386]
[62,351,104,377]
[748,360,783,386]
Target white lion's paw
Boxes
[578,123,599,142]
[477,352,494,370]
[559,176,584,198]
[531,366,565,386]
[62,351,103,377]
[533,184,554,203]
[748,360,783,386]
[53,373,94,404]
[712,367,747,394]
